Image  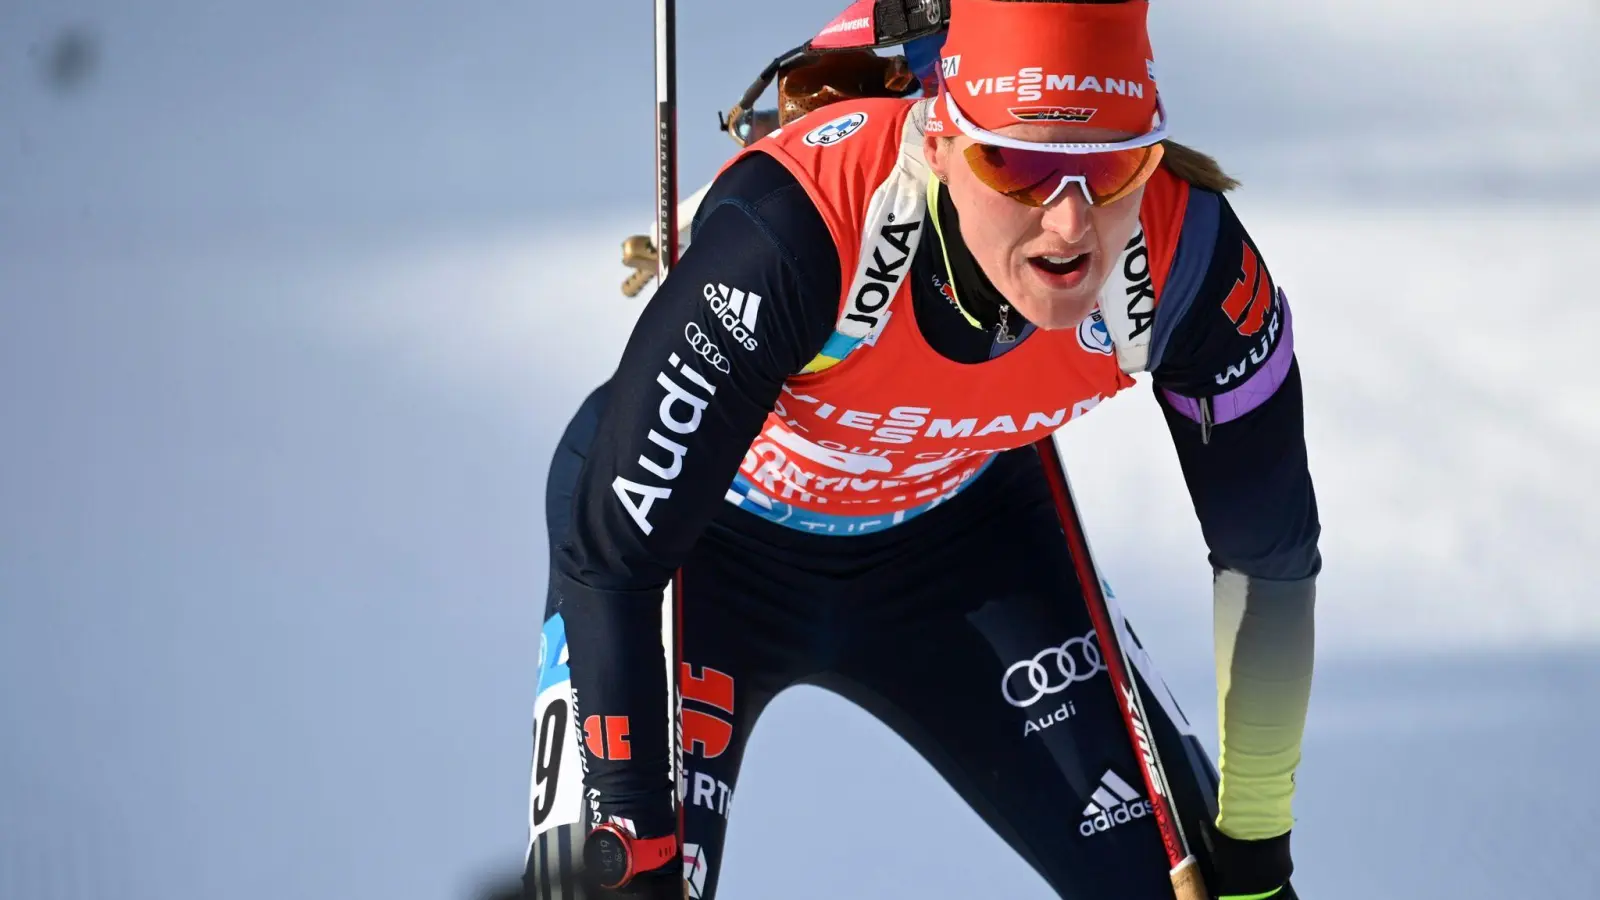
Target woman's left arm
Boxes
[1146,187,1319,900]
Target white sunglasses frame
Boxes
[939,90,1170,206]
[941,88,1170,152]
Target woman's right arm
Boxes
[549,152,841,861]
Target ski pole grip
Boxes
[1169,855,1208,900]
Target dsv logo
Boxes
[1001,630,1106,708]
[684,323,730,374]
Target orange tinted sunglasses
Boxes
[961,141,1165,207]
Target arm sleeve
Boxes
[551,152,841,840]
[1147,190,1319,869]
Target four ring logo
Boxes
[1001,630,1106,708]
[684,323,730,374]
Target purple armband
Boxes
[1163,293,1295,427]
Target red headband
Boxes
[928,0,1159,137]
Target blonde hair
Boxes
[1159,140,1240,193]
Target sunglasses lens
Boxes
[961,142,1164,207]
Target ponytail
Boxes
[1159,140,1240,193]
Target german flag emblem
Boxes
[1221,241,1275,337]
[1008,106,1098,123]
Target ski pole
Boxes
[620,0,682,299]
[1034,433,1208,900]
[651,0,692,886]
[654,0,679,280]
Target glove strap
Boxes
[1210,829,1293,897]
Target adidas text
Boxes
[703,283,761,352]
[1079,770,1151,837]
[1079,798,1152,836]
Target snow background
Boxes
[2,1,1597,897]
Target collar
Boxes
[926,176,1035,352]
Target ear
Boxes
[923,135,953,185]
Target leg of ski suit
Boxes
[525,382,1226,899]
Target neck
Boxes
[931,180,1026,337]
[920,179,1038,359]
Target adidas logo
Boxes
[702,283,761,352]
[1078,769,1151,837]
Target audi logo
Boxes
[684,322,730,373]
[1001,630,1106,708]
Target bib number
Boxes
[529,614,583,837]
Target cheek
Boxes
[953,184,1032,266]
[1093,195,1143,259]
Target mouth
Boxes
[1027,251,1092,289]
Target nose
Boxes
[1039,183,1093,244]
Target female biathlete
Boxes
[523,1,1319,898]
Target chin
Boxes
[1011,257,1109,331]
[1013,288,1100,331]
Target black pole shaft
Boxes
[655,0,679,278]
[653,0,687,870]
